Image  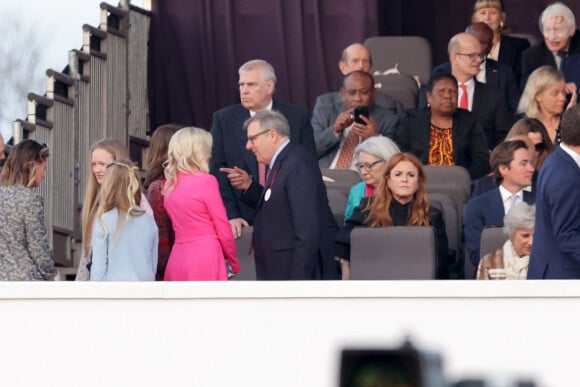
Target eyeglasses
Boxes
[456,52,486,61]
[355,159,384,172]
[534,142,546,152]
[247,128,272,144]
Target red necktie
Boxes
[459,84,468,110]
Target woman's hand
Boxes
[565,82,578,110]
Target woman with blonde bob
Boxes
[76,138,153,280]
[163,127,239,281]
[335,153,449,279]
[90,160,158,281]
[517,66,577,144]
[0,140,56,280]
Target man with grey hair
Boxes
[210,59,316,238]
[223,110,339,280]
[528,104,580,279]
[521,2,580,89]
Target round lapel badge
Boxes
[264,188,272,202]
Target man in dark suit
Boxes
[210,59,316,238]
[434,23,520,114]
[427,33,512,150]
[528,105,580,279]
[520,2,580,90]
[464,140,536,269]
[223,110,338,280]
[313,70,403,168]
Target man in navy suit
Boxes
[520,2,580,90]
[528,105,580,279]
[223,110,338,280]
[434,23,520,114]
[428,33,512,150]
[464,140,535,268]
[210,59,316,238]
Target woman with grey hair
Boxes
[344,136,400,221]
[476,202,535,280]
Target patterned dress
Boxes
[0,185,56,280]
[146,179,175,280]
[428,124,455,166]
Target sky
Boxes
[0,0,146,140]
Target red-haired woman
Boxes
[335,152,449,279]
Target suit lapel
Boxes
[490,188,505,225]
[257,142,292,208]
[232,106,258,178]
[471,81,482,114]
[485,62,499,88]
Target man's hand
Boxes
[229,218,249,238]
[220,166,252,191]
[565,82,578,110]
[352,115,379,139]
[333,109,355,133]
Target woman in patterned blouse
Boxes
[0,140,56,280]
[144,124,182,280]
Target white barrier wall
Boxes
[0,281,577,387]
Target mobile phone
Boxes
[353,106,369,125]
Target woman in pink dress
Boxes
[163,127,239,280]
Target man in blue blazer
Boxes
[223,110,338,280]
[528,106,580,279]
[464,140,535,268]
[210,59,316,238]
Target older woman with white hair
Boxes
[476,202,535,280]
[344,136,400,221]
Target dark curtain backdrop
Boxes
[148,0,580,132]
[148,0,378,132]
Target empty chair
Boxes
[350,226,436,280]
[235,226,256,280]
[424,165,472,224]
[364,36,432,86]
[327,188,349,225]
[374,73,419,110]
[321,168,362,193]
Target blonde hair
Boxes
[164,127,212,194]
[472,0,507,34]
[96,159,144,246]
[81,138,129,256]
[517,66,565,119]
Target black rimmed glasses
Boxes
[456,52,486,61]
[355,159,384,172]
[247,128,272,144]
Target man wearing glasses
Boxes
[521,2,580,91]
[225,110,339,280]
[444,32,512,149]
[210,59,316,239]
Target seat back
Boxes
[364,36,432,86]
[480,227,507,259]
[429,192,462,277]
[235,226,256,280]
[374,73,419,110]
[424,165,472,227]
[327,188,349,225]
[321,168,362,193]
[350,226,436,280]
[509,33,539,46]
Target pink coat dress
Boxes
[163,172,239,280]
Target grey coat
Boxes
[0,185,56,280]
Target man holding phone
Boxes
[313,70,403,169]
